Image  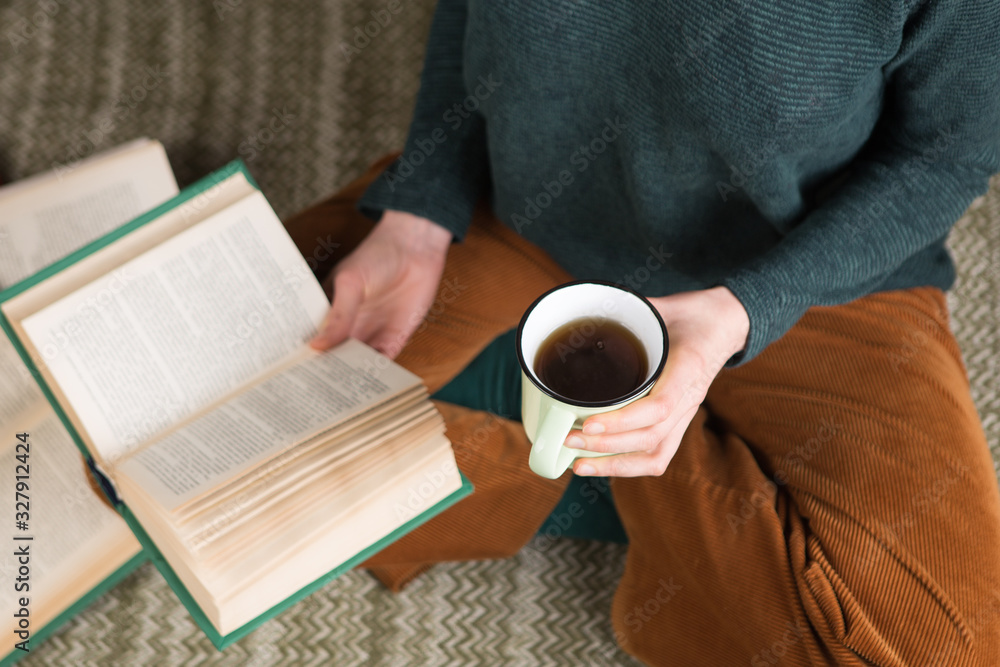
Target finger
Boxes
[321,271,335,300]
[581,348,709,436]
[574,449,666,477]
[574,404,699,478]
[366,325,412,359]
[564,419,670,454]
[348,309,385,346]
[355,301,428,358]
[309,270,363,350]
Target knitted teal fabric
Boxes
[360,0,1000,365]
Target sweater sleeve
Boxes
[719,0,1000,366]
[357,0,489,240]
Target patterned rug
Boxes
[0,1,996,665]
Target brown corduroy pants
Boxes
[284,156,1000,666]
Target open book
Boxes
[0,159,470,648]
[1,139,177,665]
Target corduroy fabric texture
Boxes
[288,157,1000,665]
[611,287,1000,665]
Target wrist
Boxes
[709,286,750,357]
[380,209,453,259]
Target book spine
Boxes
[85,457,122,506]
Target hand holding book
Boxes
[1,157,470,648]
[309,209,451,358]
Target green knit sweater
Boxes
[359,0,1000,365]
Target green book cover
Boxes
[0,160,475,651]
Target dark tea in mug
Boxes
[533,317,648,403]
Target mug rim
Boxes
[515,279,669,408]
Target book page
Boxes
[213,440,459,633]
[0,139,162,647]
[116,433,459,635]
[0,138,179,434]
[0,139,177,286]
[19,191,330,462]
[184,408,440,559]
[0,412,141,635]
[1,413,137,578]
[0,138,160,201]
[117,339,422,512]
[175,385,426,527]
[174,390,428,525]
[0,339,41,426]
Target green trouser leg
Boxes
[432,330,627,544]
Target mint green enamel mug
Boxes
[516,281,668,479]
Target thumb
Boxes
[309,271,363,350]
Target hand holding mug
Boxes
[566,286,750,478]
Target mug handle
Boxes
[528,406,579,479]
